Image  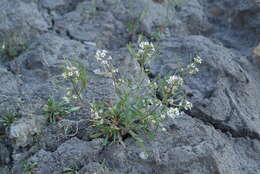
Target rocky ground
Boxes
[0,0,260,174]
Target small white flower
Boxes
[112,68,118,73]
[187,63,200,74]
[167,75,183,86]
[75,70,80,77]
[62,72,67,78]
[62,96,70,103]
[66,90,71,96]
[139,152,148,160]
[68,71,73,77]
[101,60,108,65]
[162,127,167,132]
[1,43,5,50]
[167,107,180,119]
[91,108,101,120]
[161,114,166,119]
[194,56,202,64]
[100,52,106,58]
[72,95,78,100]
[184,100,193,110]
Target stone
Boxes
[0,0,258,173]
[27,137,103,174]
[0,0,49,43]
[150,35,260,139]
[9,115,44,148]
[0,143,10,165]
[100,115,260,174]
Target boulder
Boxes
[26,137,103,174]
[150,35,260,139]
[0,0,49,43]
[9,115,44,148]
[100,115,260,174]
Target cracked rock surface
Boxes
[0,0,259,173]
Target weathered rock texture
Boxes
[0,0,259,173]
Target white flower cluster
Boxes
[187,56,202,74]
[182,100,193,110]
[139,41,155,50]
[61,63,82,102]
[95,50,111,63]
[165,75,183,93]
[95,49,118,77]
[62,89,81,103]
[161,107,181,120]
[166,75,183,86]
[90,106,101,120]
[160,99,193,120]
[62,65,80,79]
[137,41,155,58]
[166,107,180,119]
[139,151,149,160]
[187,63,199,74]
[194,56,202,64]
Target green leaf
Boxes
[68,106,81,112]
[90,133,103,138]
[63,168,73,172]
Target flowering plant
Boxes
[61,59,88,103]
[59,37,202,146]
[128,37,156,72]
[89,44,202,146]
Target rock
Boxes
[118,0,175,35]
[41,0,67,10]
[80,162,118,174]
[150,35,260,139]
[0,166,10,174]
[1,0,260,173]
[53,1,128,50]
[0,65,19,97]
[9,115,44,148]
[0,65,21,119]
[0,143,10,165]
[9,33,86,101]
[101,115,260,174]
[172,0,212,35]
[0,0,49,43]
[27,137,103,174]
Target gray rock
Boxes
[9,115,45,148]
[0,0,49,43]
[9,33,86,101]
[117,0,175,35]
[53,1,128,49]
[150,35,260,139]
[1,0,259,173]
[80,162,118,174]
[27,137,103,174]
[0,143,10,165]
[40,0,67,10]
[101,115,260,174]
[172,0,212,35]
[0,166,10,174]
[0,65,19,98]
